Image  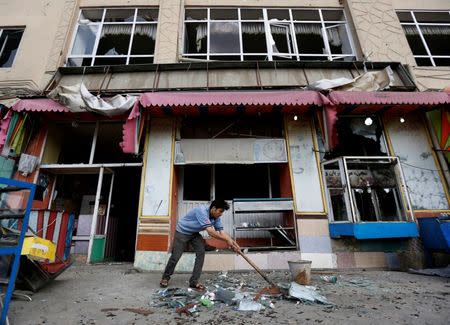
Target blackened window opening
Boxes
[328,116,387,159]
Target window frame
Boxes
[183,7,356,62]
[398,10,450,67]
[322,156,414,224]
[0,27,25,68]
[67,7,158,67]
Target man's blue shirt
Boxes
[176,205,224,235]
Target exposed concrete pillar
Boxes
[345,0,415,65]
[154,0,183,64]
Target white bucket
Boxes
[288,260,312,285]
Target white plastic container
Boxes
[288,260,312,285]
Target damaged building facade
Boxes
[1,0,450,271]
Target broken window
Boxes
[398,11,450,66]
[328,116,388,158]
[182,164,281,201]
[183,8,355,62]
[0,28,24,68]
[270,24,294,58]
[321,117,411,223]
[242,23,267,55]
[68,8,158,66]
[45,122,140,164]
[323,157,409,223]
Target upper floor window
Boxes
[67,8,158,67]
[183,8,355,62]
[397,11,450,66]
[0,28,24,68]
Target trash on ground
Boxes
[214,287,236,305]
[320,275,338,283]
[288,282,330,305]
[176,303,197,316]
[100,308,119,312]
[152,272,331,316]
[408,265,450,278]
[200,297,214,307]
[122,308,154,316]
[238,299,264,311]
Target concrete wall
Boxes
[0,0,76,95]
[345,0,415,65]
[2,0,450,92]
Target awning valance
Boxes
[139,90,322,108]
[12,98,69,113]
[329,91,450,106]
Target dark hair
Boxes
[210,199,230,211]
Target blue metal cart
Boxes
[0,177,36,325]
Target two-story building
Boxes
[1,0,449,271]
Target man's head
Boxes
[209,199,230,219]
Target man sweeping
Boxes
[160,199,240,290]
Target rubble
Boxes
[151,271,331,316]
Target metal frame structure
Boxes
[321,156,415,224]
[67,7,158,67]
[232,198,297,251]
[398,10,450,67]
[183,7,356,62]
[0,177,36,324]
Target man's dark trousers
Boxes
[162,231,205,286]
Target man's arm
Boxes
[205,227,240,252]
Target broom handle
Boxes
[237,250,276,287]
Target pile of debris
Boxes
[152,272,331,317]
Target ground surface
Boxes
[9,263,450,325]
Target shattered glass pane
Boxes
[334,117,387,157]
[71,25,98,55]
[270,24,292,55]
[136,9,159,22]
[131,25,156,54]
[210,22,240,53]
[104,9,135,22]
[295,23,325,54]
[346,160,405,222]
[79,9,103,23]
[96,24,132,55]
[184,23,207,54]
[242,23,267,53]
[325,24,353,55]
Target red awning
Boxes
[139,90,322,107]
[12,99,70,113]
[328,91,450,106]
